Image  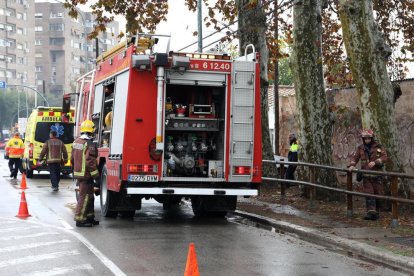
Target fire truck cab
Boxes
[70,34,262,217]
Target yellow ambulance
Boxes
[22,107,75,178]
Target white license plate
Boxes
[128,175,159,182]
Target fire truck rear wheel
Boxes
[100,165,118,217]
[118,210,135,218]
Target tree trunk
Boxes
[237,0,275,177]
[338,0,407,196]
[291,0,339,199]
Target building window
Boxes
[35,66,42,72]
[17,43,23,50]
[17,57,24,64]
[50,12,64,18]
[49,23,64,31]
[16,12,23,20]
[35,53,43,58]
[35,39,42,45]
[51,52,57,62]
[6,24,14,32]
[35,26,43,32]
[17,28,23,35]
[6,70,14,78]
[37,80,43,85]
[6,9,15,17]
[0,71,5,77]
[35,13,43,18]
[50,38,65,45]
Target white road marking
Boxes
[0,250,80,268]
[0,217,127,276]
[23,263,93,276]
[0,226,40,233]
[69,231,127,276]
[0,232,59,241]
[58,218,73,230]
[0,239,71,253]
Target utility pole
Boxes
[274,0,280,155]
[197,0,203,52]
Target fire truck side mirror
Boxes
[62,94,71,113]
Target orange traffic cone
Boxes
[19,173,28,190]
[184,243,200,276]
[16,191,31,218]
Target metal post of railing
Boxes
[280,158,286,199]
[309,167,315,208]
[390,175,399,228]
[346,171,353,217]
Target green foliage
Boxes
[0,89,19,133]
[278,58,293,85]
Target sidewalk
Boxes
[236,184,414,274]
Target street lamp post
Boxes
[7,84,50,107]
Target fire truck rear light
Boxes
[128,164,158,174]
[233,166,251,175]
[38,112,43,116]
[49,111,54,116]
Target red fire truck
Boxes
[69,34,262,217]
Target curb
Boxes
[234,210,414,274]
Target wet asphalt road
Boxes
[0,151,406,275]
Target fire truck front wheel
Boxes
[100,165,118,217]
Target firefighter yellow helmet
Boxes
[80,120,95,133]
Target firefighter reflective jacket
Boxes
[6,137,24,158]
[349,142,388,171]
[39,138,68,164]
[71,137,99,179]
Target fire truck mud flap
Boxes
[126,188,258,196]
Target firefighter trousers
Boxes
[363,177,383,212]
[48,163,61,188]
[74,179,95,223]
[8,158,21,178]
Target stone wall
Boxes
[278,79,414,177]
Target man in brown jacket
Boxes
[71,120,100,227]
[348,129,388,220]
[38,130,68,191]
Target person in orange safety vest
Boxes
[5,132,24,180]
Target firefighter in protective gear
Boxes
[348,129,388,220]
[5,132,24,180]
[38,130,68,191]
[71,120,100,227]
[285,133,299,181]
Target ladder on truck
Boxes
[229,45,257,182]
[74,70,96,136]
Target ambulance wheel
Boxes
[100,166,118,217]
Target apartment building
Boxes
[0,0,35,86]
[34,1,119,103]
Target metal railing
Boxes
[262,159,414,227]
